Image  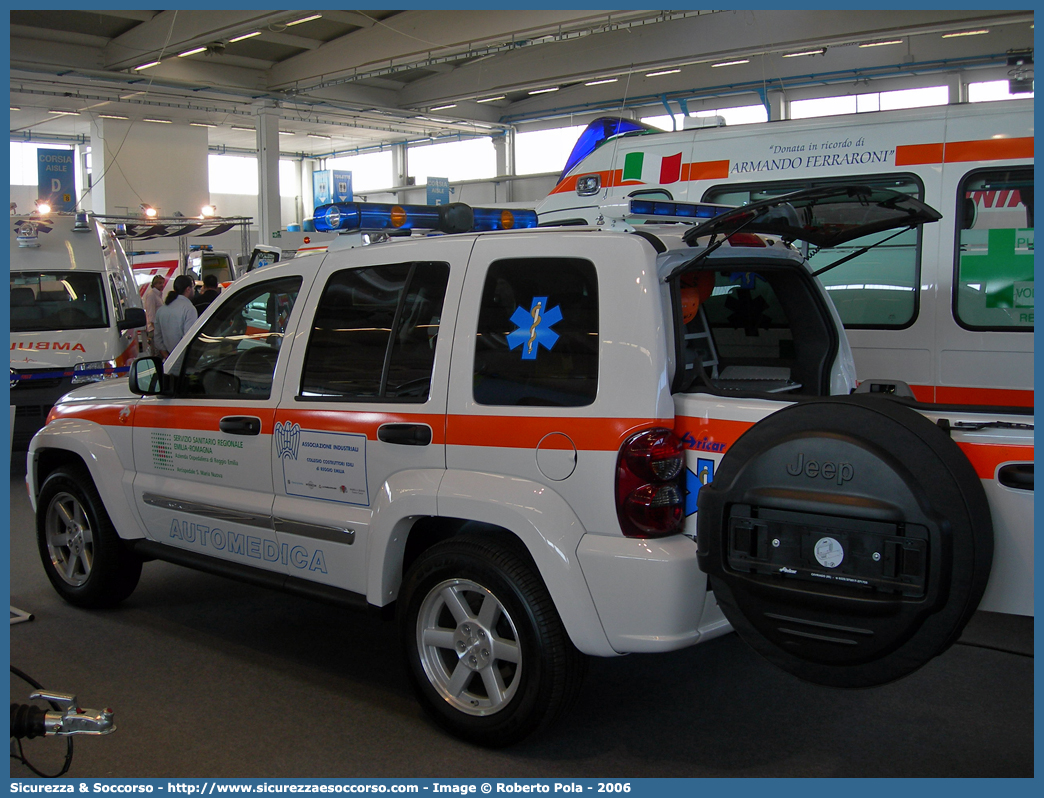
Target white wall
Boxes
[89,119,209,217]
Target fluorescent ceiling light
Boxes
[144,118,172,124]
[99,114,128,119]
[231,125,254,131]
[430,104,457,111]
[287,14,322,26]
[472,123,492,129]
[48,109,80,116]
[307,133,332,139]
[477,96,505,103]
[585,78,617,86]
[942,29,989,38]
[178,46,207,57]
[783,48,826,58]
[10,106,19,111]
[711,59,749,68]
[134,61,161,71]
[529,87,559,95]
[229,31,261,43]
[859,40,903,48]
[278,130,294,135]
[189,122,216,127]
[646,68,680,77]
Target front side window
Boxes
[176,276,302,399]
[10,271,108,332]
[954,168,1034,331]
[473,258,599,407]
[704,175,923,328]
[300,262,450,402]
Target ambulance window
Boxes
[299,262,450,402]
[176,276,302,400]
[473,258,598,407]
[9,271,108,332]
[108,273,129,322]
[704,175,923,329]
[954,168,1033,331]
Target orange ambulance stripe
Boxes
[134,404,277,434]
[551,161,731,195]
[896,137,1033,166]
[277,408,447,444]
[933,385,1034,408]
[446,415,670,450]
[957,442,1034,479]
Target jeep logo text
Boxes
[786,452,854,485]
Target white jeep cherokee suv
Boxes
[28,188,1034,746]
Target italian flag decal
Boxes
[622,151,684,184]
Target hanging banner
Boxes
[427,176,450,205]
[37,148,76,212]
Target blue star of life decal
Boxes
[684,458,715,516]
[506,297,563,360]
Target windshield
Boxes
[10,271,109,332]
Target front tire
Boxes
[36,466,142,608]
[399,534,585,746]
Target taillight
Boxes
[726,232,767,247]
[616,428,685,537]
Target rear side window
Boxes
[704,175,923,328]
[473,258,598,407]
[954,168,1033,331]
[300,262,450,402]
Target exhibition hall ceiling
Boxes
[10,9,1034,156]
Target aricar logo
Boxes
[275,421,302,460]
[622,151,684,185]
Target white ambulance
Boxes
[11,213,146,450]
[537,100,1034,408]
[27,194,1032,746]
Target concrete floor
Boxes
[8,467,1034,779]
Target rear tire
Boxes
[399,533,586,746]
[36,466,142,608]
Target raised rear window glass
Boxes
[704,175,923,329]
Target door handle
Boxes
[377,423,432,446]
[219,416,261,436]
[998,464,1033,491]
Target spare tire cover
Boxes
[696,394,993,688]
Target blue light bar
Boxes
[471,207,538,231]
[314,202,538,234]
[629,199,731,220]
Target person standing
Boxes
[193,273,221,314]
[143,274,165,355]
[153,275,199,359]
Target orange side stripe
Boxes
[674,417,754,450]
[686,160,730,181]
[957,442,1034,479]
[278,408,447,444]
[49,403,128,427]
[934,385,1034,408]
[134,405,278,434]
[446,415,670,450]
[944,137,1034,163]
[895,143,945,166]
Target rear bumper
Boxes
[577,532,729,653]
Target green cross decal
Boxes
[959,228,1034,309]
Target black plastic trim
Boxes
[128,540,370,610]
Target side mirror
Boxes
[128,356,166,395]
[118,307,147,331]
